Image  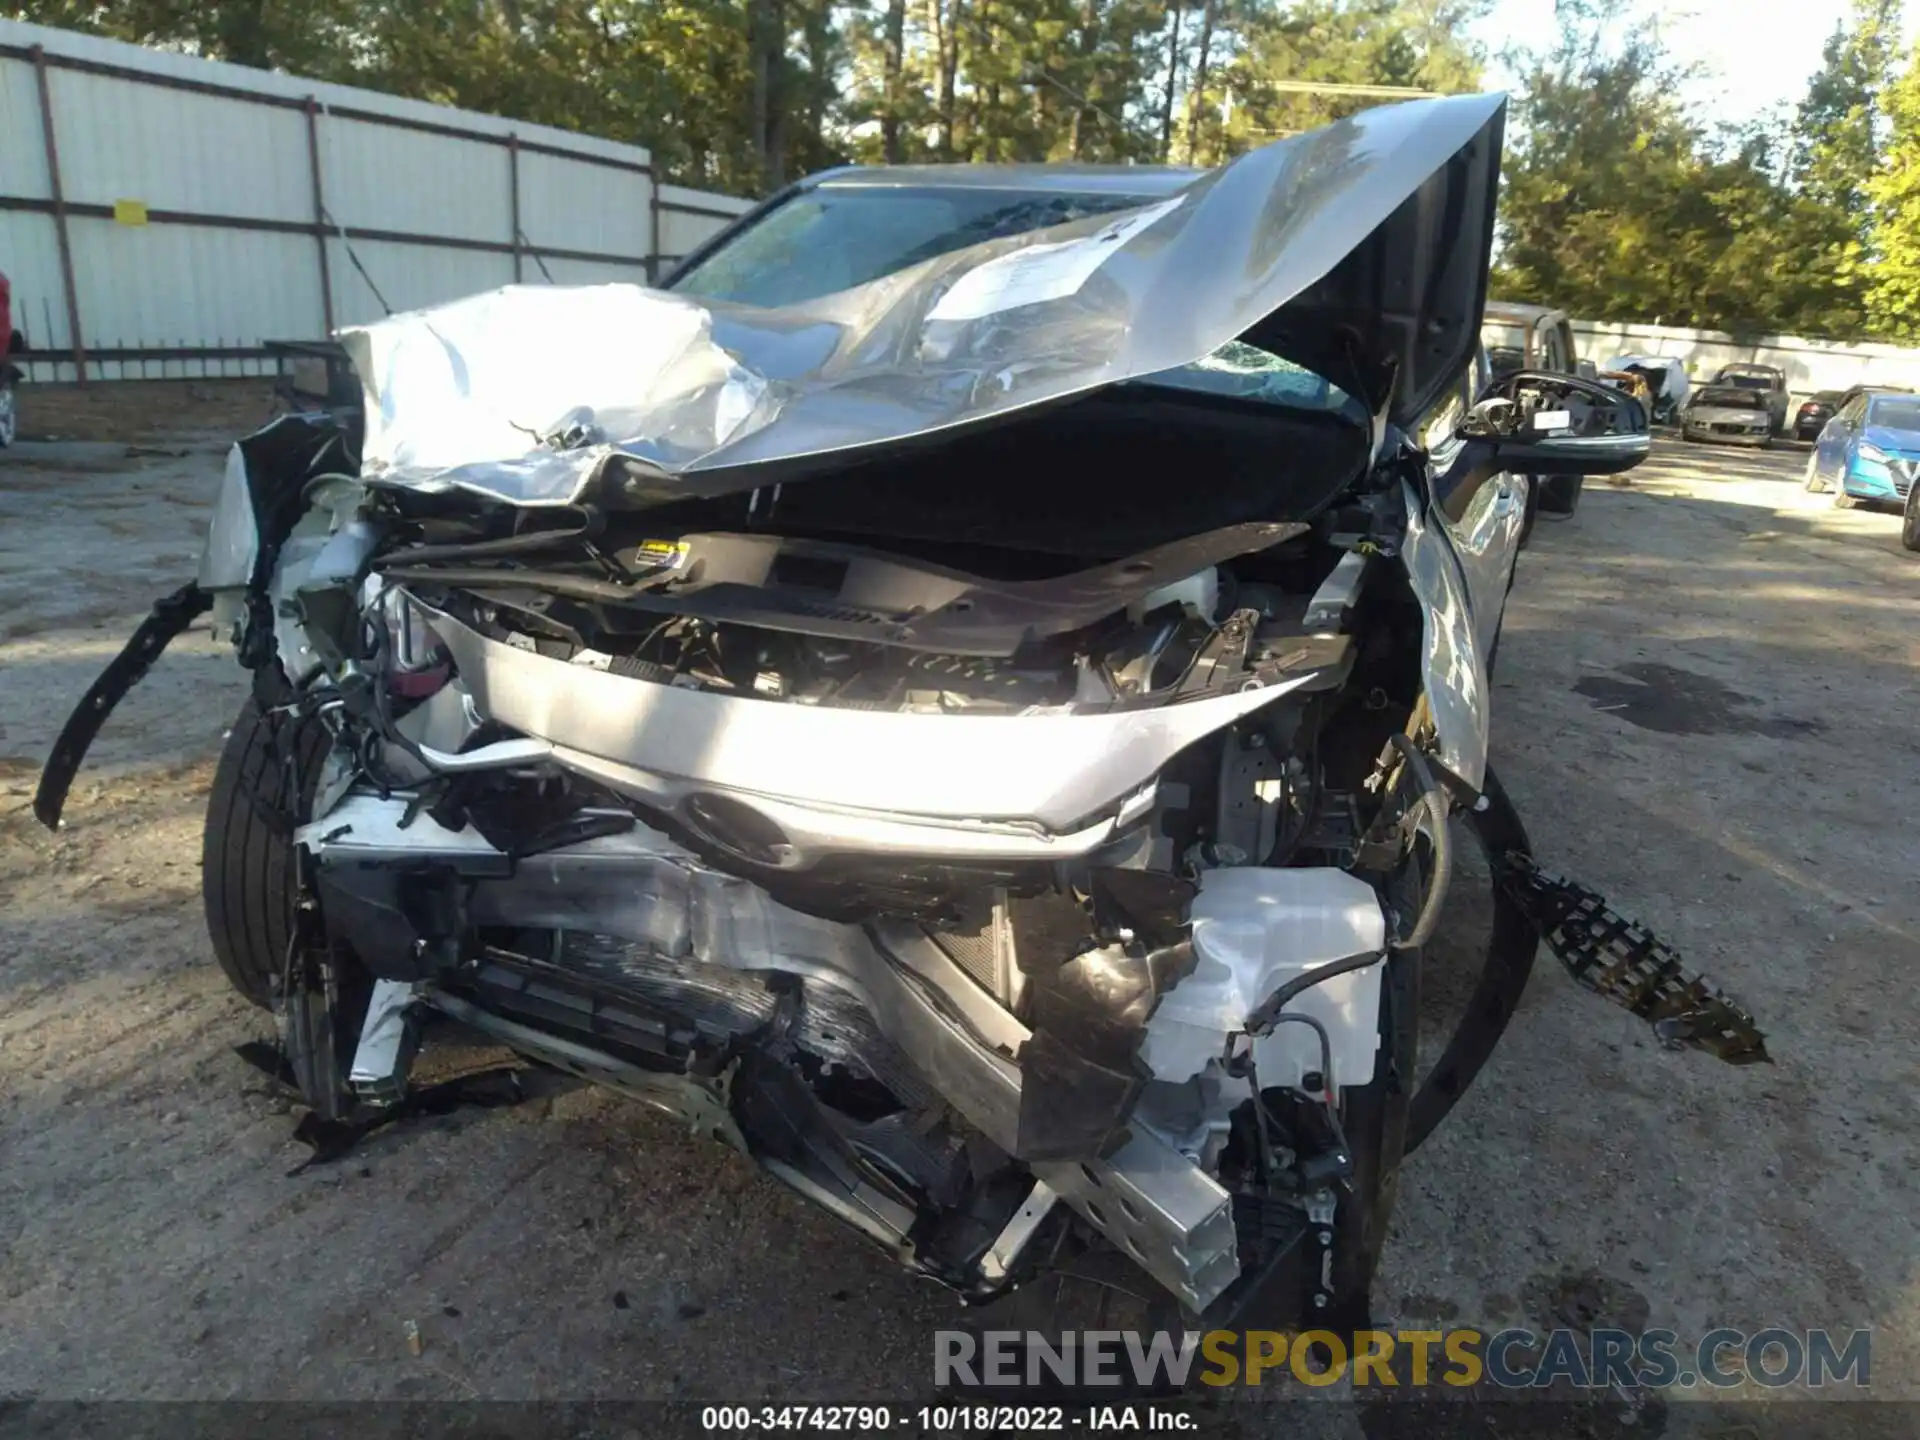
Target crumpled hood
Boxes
[343,93,1505,509]
[1861,424,1920,455]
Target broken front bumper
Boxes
[305,793,1243,1312]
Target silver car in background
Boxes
[1682,384,1774,447]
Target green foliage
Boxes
[1495,0,1913,342]
[6,0,1916,342]
[3,0,1482,179]
[1868,43,1920,340]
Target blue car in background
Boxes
[1804,390,1920,517]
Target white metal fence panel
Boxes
[1575,319,1920,405]
[518,151,654,262]
[325,239,513,328]
[657,182,751,268]
[319,113,513,245]
[0,18,753,383]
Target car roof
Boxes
[1482,300,1566,324]
[1716,363,1783,376]
[799,163,1203,198]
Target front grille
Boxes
[929,917,1001,993]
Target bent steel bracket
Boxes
[1498,853,1770,1064]
[34,581,211,829]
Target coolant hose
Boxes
[1388,732,1452,950]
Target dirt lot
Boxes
[2,388,1917,1432]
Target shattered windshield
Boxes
[671,183,1357,420]
[1134,339,1363,419]
[669,186,1153,309]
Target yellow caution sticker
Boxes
[634,539,689,570]
[113,199,149,226]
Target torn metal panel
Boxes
[418,598,1323,842]
[340,94,1505,510]
[33,582,210,828]
[1399,481,1491,791]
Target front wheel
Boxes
[201,699,325,1007]
[0,379,16,449]
[1536,474,1583,519]
[1902,486,1920,552]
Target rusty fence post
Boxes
[304,98,336,334]
[31,45,87,385]
[648,162,663,285]
[508,134,523,283]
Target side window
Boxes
[1839,396,1867,424]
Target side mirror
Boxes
[1432,370,1650,520]
[1460,369,1649,476]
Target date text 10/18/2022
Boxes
[701,1407,1192,1431]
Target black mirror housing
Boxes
[1462,369,1651,476]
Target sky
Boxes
[1471,0,1920,128]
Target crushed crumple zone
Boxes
[29,91,1709,1346]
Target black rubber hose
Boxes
[1247,950,1385,1033]
[1402,765,1537,1154]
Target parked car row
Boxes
[1795,383,1914,441]
[1475,304,1919,554]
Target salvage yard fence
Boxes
[1573,319,1920,404]
[0,19,754,383]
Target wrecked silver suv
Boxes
[38,95,1673,1339]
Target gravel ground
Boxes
[2,390,1917,1435]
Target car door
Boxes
[1819,396,1864,481]
[1534,318,1567,373]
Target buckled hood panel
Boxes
[343,94,1506,510]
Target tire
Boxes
[1903,487,1920,552]
[1322,942,1416,1332]
[201,699,325,1007]
[1537,473,1583,518]
[1404,767,1535,1154]
[1517,475,1540,548]
[0,380,15,449]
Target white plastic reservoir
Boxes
[1140,866,1387,1091]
